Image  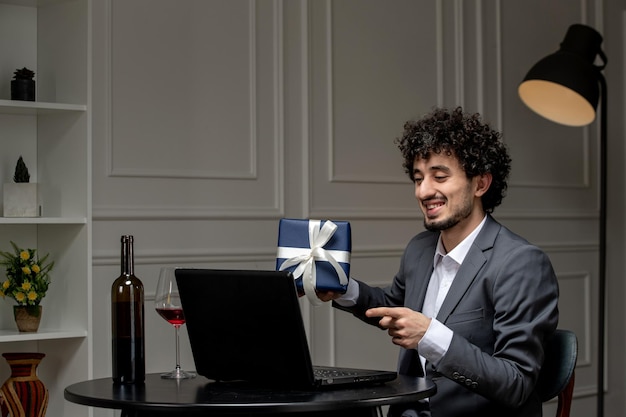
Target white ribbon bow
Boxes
[277,220,349,305]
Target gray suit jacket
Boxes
[335,215,559,417]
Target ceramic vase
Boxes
[0,352,48,417]
[13,306,42,332]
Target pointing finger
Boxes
[366,307,404,318]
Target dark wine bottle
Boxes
[111,235,145,384]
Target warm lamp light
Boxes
[519,23,607,417]
[519,24,606,126]
[519,80,595,126]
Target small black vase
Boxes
[11,79,35,101]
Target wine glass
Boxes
[154,267,196,379]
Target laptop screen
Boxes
[176,268,318,387]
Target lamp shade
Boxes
[518,24,605,126]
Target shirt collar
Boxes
[434,215,488,265]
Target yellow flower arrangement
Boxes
[0,242,54,306]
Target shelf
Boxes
[0,99,86,115]
[0,217,87,225]
[0,0,91,415]
[0,0,73,7]
[0,328,87,343]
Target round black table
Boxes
[64,373,436,416]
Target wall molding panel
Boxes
[93,204,284,220]
[94,0,285,219]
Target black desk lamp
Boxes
[518,23,607,417]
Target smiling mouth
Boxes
[423,200,445,216]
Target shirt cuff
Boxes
[418,318,453,365]
[334,278,359,306]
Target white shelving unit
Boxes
[0,329,88,342]
[0,99,86,114]
[0,0,91,416]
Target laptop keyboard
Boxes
[314,367,359,379]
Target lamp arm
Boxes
[597,70,607,417]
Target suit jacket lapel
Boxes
[398,239,436,378]
[436,215,500,322]
[410,234,438,312]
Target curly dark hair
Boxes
[395,107,511,213]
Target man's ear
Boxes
[474,173,492,197]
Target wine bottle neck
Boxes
[120,235,135,276]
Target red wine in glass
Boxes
[156,307,185,326]
[154,267,196,379]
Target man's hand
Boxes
[366,307,431,349]
[314,291,343,302]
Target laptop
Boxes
[175,268,397,389]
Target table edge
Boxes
[64,374,436,413]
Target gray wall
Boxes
[90,1,626,416]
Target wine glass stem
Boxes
[174,324,181,370]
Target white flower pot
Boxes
[3,183,38,217]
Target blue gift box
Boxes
[276,219,351,302]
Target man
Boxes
[321,107,559,417]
